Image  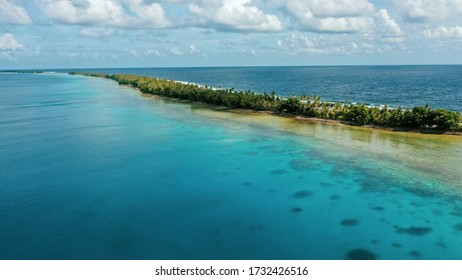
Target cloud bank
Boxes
[0,0,31,24]
[1,0,462,67]
[36,0,170,28]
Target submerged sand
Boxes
[189,103,462,195]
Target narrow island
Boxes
[70,72,462,134]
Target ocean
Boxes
[1,66,462,259]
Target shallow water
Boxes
[1,73,462,259]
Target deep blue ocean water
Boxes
[60,65,462,112]
[1,70,462,260]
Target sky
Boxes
[1,0,462,69]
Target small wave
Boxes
[175,80,197,85]
[40,71,69,76]
[174,80,224,91]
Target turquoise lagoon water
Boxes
[1,73,462,259]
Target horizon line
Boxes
[2,63,462,71]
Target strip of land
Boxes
[70,72,462,134]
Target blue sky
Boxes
[1,0,462,69]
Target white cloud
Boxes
[80,28,115,38]
[395,0,462,22]
[0,33,24,50]
[58,50,83,58]
[170,47,183,55]
[276,34,333,55]
[278,34,318,50]
[127,0,170,27]
[125,48,141,58]
[281,0,375,33]
[423,26,462,39]
[374,9,405,43]
[275,32,403,56]
[36,0,170,28]
[279,1,406,44]
[291,0,374,17]
[189,0,283,32]
[376,10,404,36]
[189,44,199,54]
[37,0,125,26]
[144,49,161,56]
[188,44,209,59]
[0,0,31,24]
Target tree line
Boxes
[70,72,462,131]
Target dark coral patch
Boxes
[436,241,447,249]
[341,219,359,227]
[270,169,288,175]
[395,226,433,236]
[391,243,402,248]
[409,250,422,258]
[290,207,303,213]
[357,177,388,192]
[433,210,442,216]
[247,224,264,231]
[259,145,281,153]
[289,158,319,171]
[449,211,462,217]
[330,195,341,200]
[345,248,377,260]
[371,206,385,211]
[406,187,438,198]
[291,190,314,199]
[453,223,462,231]
[320,182,334,188]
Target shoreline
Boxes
[143,94,462,136]
[72,72,462,136]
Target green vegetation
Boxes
[70,72,462,132]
